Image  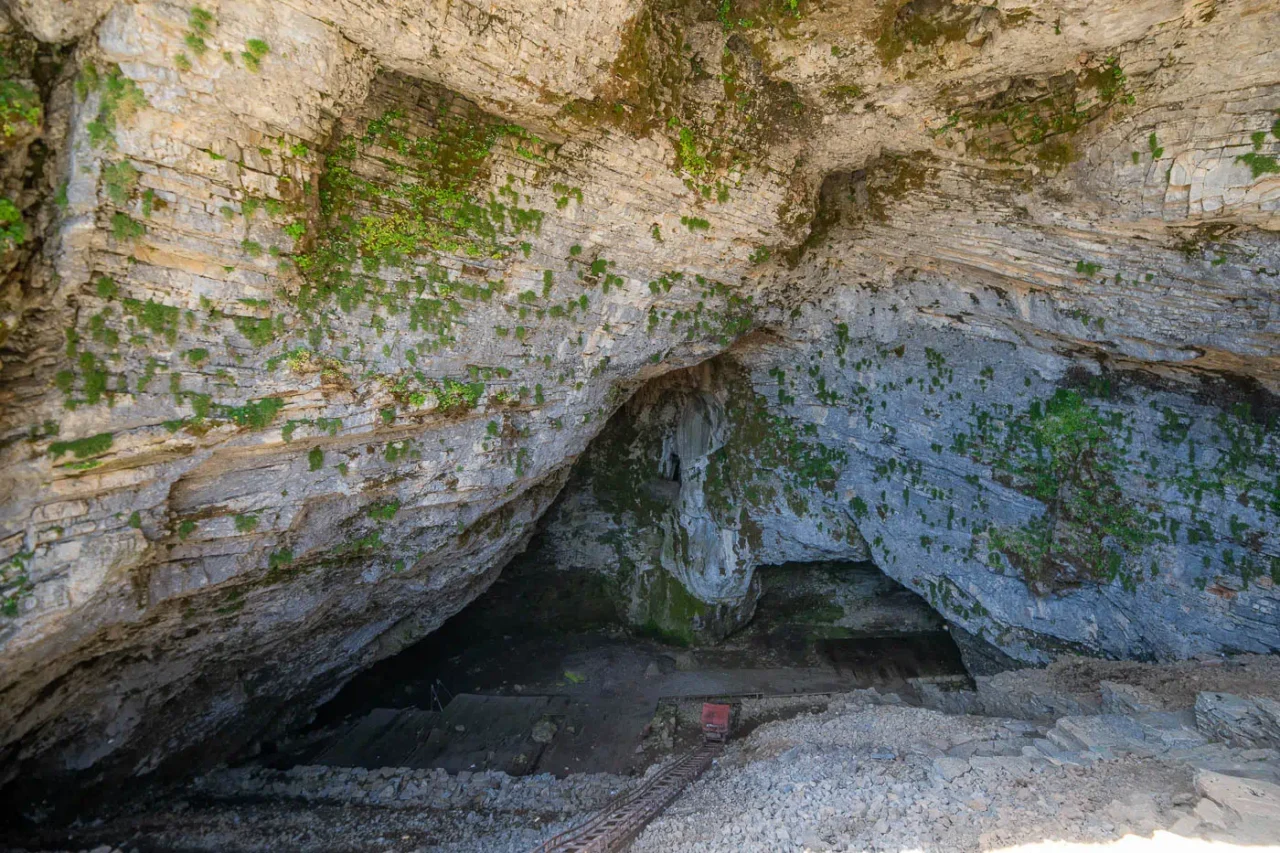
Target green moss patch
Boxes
[49,432,113,460]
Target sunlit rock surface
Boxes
[0,0,1277,802]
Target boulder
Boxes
[1195,770,1280,841]
[1195,693,1280,749]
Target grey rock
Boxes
[1195,693,1280,749]
[932,757,971,782]
[1100,682,1167,715]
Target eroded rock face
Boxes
[0,0,1277,805]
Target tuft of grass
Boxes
[102,160,139,205]
[85,65,149,149]
[49,432,113,460]
[1236,152,1279,180]
[123,297,179,342]
[1147,132,1163,159]
[232,315,277,347]
[110,212,145,241]
[1,79,42,138]
[216,396,284,429]
[0,197,26,248]
[241,39,269,73]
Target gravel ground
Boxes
[630,695,1272,853]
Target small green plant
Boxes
[234,513,259,532]
[49,432,113,460]
[1236,152,1279,180]
[434,378,484,413]
[675,125,711,178]
[190,7,214,34]
[102,160,140,205]
[123,297,179,342]
[1147,132,1164,159]
[232,315,277,347]
[184,6,215,56]
[367,499,400,521]
[680,215,710,232]
[1,79,42,138]
[308,446,323,471]
[128,511,142,529]
[216,396,284,429]
[111,212,145,241]
[84,65,149,149]
[174,53,192,72]
[242,39,269,73]
[0,198,26,249]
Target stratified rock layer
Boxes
[0,0,1277,804]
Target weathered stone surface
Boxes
[1196,692,1280,749]
[1100,681,1167,715]
[1195,769,1280,841]
[0,0,1277,807]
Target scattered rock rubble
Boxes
[8,657,1279,852]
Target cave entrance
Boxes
[744,560,970,690]
[277,555,970,779]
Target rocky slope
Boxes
[0,0,1277,808]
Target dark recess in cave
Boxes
[288,552,975,779]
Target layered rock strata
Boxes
[0,0,1276,804]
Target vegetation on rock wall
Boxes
[559,0,811,200]
[975,389,1156,590]
[931,58,1135,170]
[948,372,1279,594]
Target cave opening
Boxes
[278,550,972,780]
[258,353,979,781]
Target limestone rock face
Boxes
[0,0,1277,804]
